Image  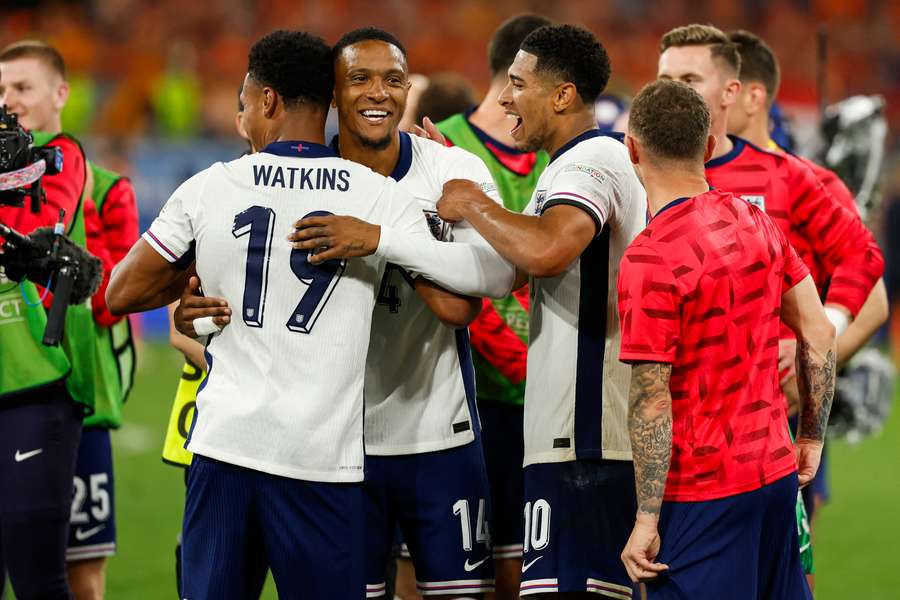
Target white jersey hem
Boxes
[365,430,475,456]
[188,442,364,483]
[523,449,577,467]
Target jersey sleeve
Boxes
[540,159,617,235]
[0,135,85,236]
[377,180,516,298]
[618,244,681,363]
[786,158,884,315]
[142,169,209,266]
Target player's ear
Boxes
[624,134,640,166]
[722,77,741,110]
[749,83,768,115]
[53,79,69,113]
[704,134,716,162]
[554,82,578,113]
[262,87,277,118]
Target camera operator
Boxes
[0,41,111,600]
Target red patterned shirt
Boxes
[705,136,883,317]
[618,190,809,501]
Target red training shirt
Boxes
[85,177,139,327]
[618,190,809,502]
[705,136,883,317]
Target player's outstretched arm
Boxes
[414,277,481,328]
[107,239,191,315]
[780,275,837,486]
[622,362,672,583]
[289,215,516,299]
[436,179,596,278]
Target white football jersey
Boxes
[143,141,432,482]
[523,131,646,467]
[365,133,503,455]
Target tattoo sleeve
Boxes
[796,340,836,443]
[628,362,673,516]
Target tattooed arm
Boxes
[780,275,838,486]
[620,362,673,582]
[629,362,674,516]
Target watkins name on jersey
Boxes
[252,164,351,191]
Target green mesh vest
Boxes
[0,132,93,414]
[84,162,136,428]
[438,113,549,405]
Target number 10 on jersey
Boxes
[232,206,345,334]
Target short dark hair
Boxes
[0,40,66,78]
[660,24,741,77]
[415,73,476,124]
[628,79,711,163]
[247,30,333,109]
[487,14,552,78]
[333,27,407,63]
[728,30,780,106]
[520,24,611,105]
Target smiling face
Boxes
[334,39,409,150]
[0,56,68,132]
[498,50,555,153]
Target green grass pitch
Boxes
[3,341,897,598]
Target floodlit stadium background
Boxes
[2,1,899,598]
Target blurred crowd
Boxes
[2,0,900,353]
[1,0,899,140]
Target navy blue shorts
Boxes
[647,473,812,600]
[365,440,494,597]
[67,427,116,561]
[182,455,365,600]
[0,387,82,599]
[520,460,636,598]
[478,398,525,559]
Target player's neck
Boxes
[32,116,61,135]
[271,109,327,148]
[642,164,710,217]
[733,115,769,149]
[468,78,517,147]
[545,111,597,158]
[710,114,733,160]
[338,127,400,178]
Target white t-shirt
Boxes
[365,133,504,455]
[522,131,647,466]
[143,141,432,482]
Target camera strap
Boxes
[0,159,46,191]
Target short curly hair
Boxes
[333,27,407,63]
[628,79,711,163]
[248,30,333,109]
[520,24,611,105]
